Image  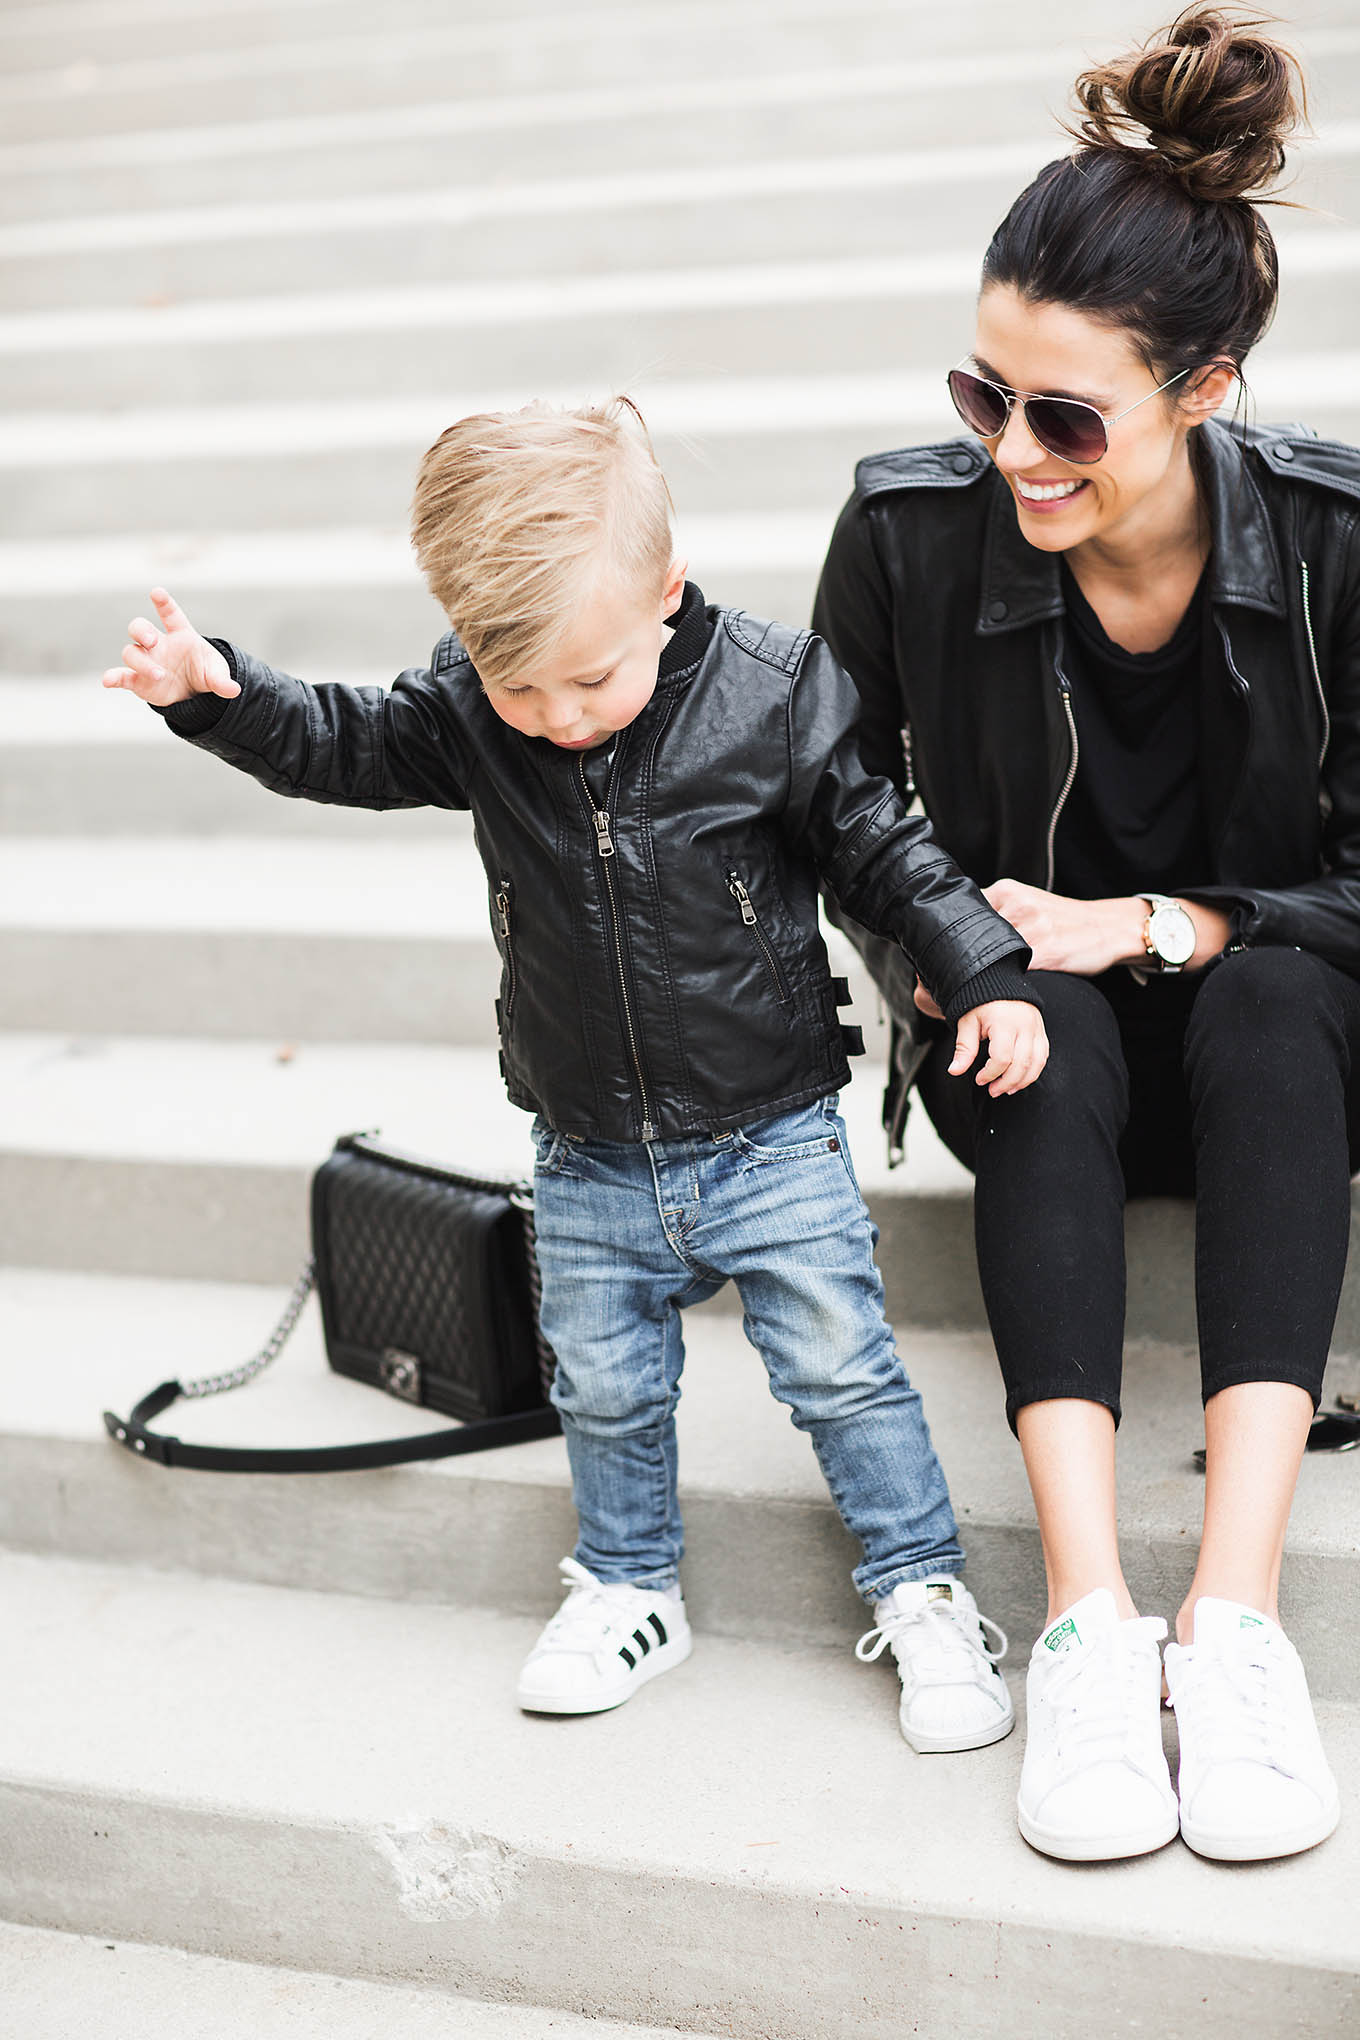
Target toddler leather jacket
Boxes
[162,585,1031,1142]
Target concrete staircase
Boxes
[3,0,1360,2032]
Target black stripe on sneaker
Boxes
[649,1613,668,1646]
[618,1644,636,1670]
[632,1627,652,1656]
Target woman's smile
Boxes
[1013,476,1092,512]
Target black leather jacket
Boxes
[814,419,1360,1140]
[164,586,1031,1142]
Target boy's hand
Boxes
[949,1000,1049,1097]
[101,587,239,707]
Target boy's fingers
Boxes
[127,617,161,650]
[949,1012,980,1075]
[122,642,165,682]
[150,586,193,633]
[206,669,241,698]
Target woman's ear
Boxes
[1182,360,1239,423]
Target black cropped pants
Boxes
[917,947,1360,1429]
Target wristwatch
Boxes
[1140,894,1197,974]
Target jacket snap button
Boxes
[951,454,973,475]
[827,1137,840,1152]
[1274,443,1295,462]
[987,599,1008,622]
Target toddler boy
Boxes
[103,400,1045,1751]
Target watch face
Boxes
[1149,903,1196,967]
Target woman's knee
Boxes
[1185,946,1343,1069]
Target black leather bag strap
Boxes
[102,1242,561,1475]
[102,1380,560,1473]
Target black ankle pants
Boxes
[917,947,1360,1429]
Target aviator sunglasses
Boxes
[947,362,1191,466]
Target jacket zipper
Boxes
[1300,558,1331,770]
[577,754,657,1141]
[1043,646,1079,891]
[726,872,792,1002]
[493,875,517,1017]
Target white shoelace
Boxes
[535,1557,652,1656]
[854,1599,1009,1685]
[1170,1637,1289,1770]
[1043,1618,1166,1772]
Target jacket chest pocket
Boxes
[726,870,793,1004]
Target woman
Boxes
[815,8,1354,1865]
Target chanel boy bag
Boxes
[104,1132,561,1472]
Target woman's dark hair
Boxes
[981,8,1307,384]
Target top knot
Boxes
[1068,6,1307,203]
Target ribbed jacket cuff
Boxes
[151,639,238,736]
[943,959,1041,1024]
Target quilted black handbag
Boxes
[103,1132,560,1472]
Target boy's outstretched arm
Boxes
[101,588,471,813]
[102,588,241,707]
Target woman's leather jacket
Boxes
[813,418,1360,1148]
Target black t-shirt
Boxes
[1052,560,1212,906]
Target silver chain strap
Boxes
[179,1257,317,1401]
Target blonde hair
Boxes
[411,397,675,685]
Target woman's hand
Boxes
[983,879,1232,974]
[101,587,239,708]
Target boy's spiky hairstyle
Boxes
[411,397,675,686]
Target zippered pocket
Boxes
[492,875,518,1024]
[727,871,792,1003]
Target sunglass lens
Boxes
[948,369,1008,439]
[1026,397,1108,465]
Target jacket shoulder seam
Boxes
[720,609,814,677]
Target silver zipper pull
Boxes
[494,882,511,938]
[593,811,615,858]
[727,873,757,925]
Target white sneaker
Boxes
[855,1576,1015,1753]
[516,1556,693,1715]
[1164,1597,1340,1861]
[1017,1588,1179,1862]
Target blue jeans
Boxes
[531,1095,963,1605]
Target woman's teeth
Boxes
[1017,479,1085,503]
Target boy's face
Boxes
[481,559,687,751]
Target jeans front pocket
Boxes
[729,1097,843,1167]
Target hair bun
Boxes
[1069,7,1306,203]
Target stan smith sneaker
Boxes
[1164,1598,1340,1862]
[517,1556,693,1715]
[1017,1587,1179,1862]
[855,1576,1014,1753]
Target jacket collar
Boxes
[974,417,1287,637]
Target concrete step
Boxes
[5,1261,1360,1690]
[1,229,1356,416]
[0,1922,692,2040]
[5,354,1359,545]
[0,68,1091,226]
[0,144,1057,313]
[0,516,817,673]
[0,10,1166,148]
[2,1028,1360,1360]
[0,835,501,1041]
[6,138,1357,317]
[4,1551,1359,2037]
